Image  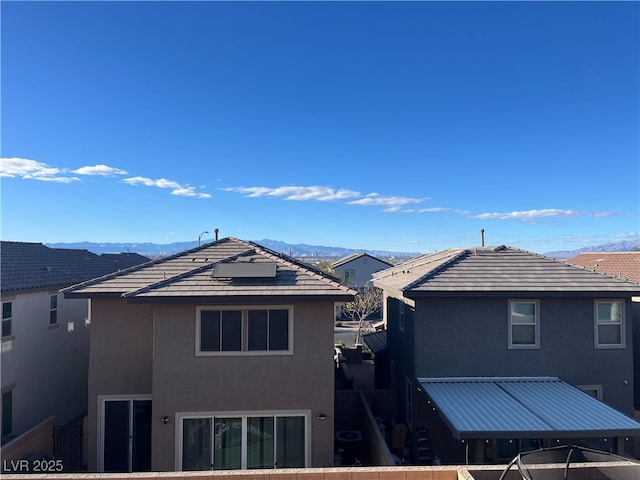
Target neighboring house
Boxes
[566,251,640,410]
[0,241,149,445]
[566,251,640,285]
[62,237,355,473]
[372,245,640,464]
[332,253,394,288]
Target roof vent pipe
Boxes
[214,228,219,241]
[480,229,485,247]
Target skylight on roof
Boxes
[211,262,277,279]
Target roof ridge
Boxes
[62,238,233,294]
[402,249,470,291]
[123,241,260,296]
[246,240,356,293]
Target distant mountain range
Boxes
[44,239,417,260]
[44,238,639,260]
[543,239,640,259]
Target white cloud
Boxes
[470,209,584,220]
[123,176,211,199]
[226,185,361,202]
[417,207,455,213]
[593,211,618,218]
[347,193,427,208]
[72,164,128,176]
[226,185,428,213]
[0,157,80,183]
[171,187,212,199]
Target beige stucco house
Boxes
[62,237,355,473]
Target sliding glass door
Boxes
[102,398,152,472]
[181,413,307,471]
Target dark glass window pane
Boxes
[247,417,274,469]
[2,302,11,319]
[2,319,11,338]
[213,418,242,469]
[248,310,268,351]
[599,324,622,345]
[201,311,221,352]
[222,310,242,351]
[50,310,57,325]
[104,401,130,472]
[512,325,535,345]
[183,418,211,471]
[2,391,12,436]
[132,400,152,472]
[269,310,289,351]
[50,295,57,309]
[276,416,305,468]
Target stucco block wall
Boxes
[86,298,154,471]
[151,301,336,471]
[413,296,635,413]
[1,290,90,437]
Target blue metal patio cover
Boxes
[417,377,640,439]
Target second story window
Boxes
[2,302,12,338]
[399,302,405,332]
[344,269,355,285]
[509,300,539,349]
[595,300,624,348]
[197,306,292,356]
[50,295,58,326]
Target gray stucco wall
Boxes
[335,256,391,287]
[413,296,635,413]
[1,290,90,437]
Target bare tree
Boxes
[340,282,382,344]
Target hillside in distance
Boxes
[44,238,418,261]
[44,238,639,260]
[544,239,640,259]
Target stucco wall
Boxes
[1,290,90,437]
[413,296,635,413]
[150,301,336,470]
[86,298,154,471]
[335,257,391,288]
[86,298,349,471]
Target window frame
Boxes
[578,385,603,400]
[594,299,625,349]
[49,294,58,326]
[508,299,540,349]
[344,269,356,285]
[2,301,12,339]
[177,410,310,471]
[399,301,405,333]
[196,306,293,356]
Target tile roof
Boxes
[566,252,640,284]
[373,246,640,297]
[418,377,640,439]
[332,252,395,269]
[1,241,151,293]
[62,237,357,302]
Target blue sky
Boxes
[1,1,638,254]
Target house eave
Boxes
[122,294,356,304]
[404,290,640,299]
